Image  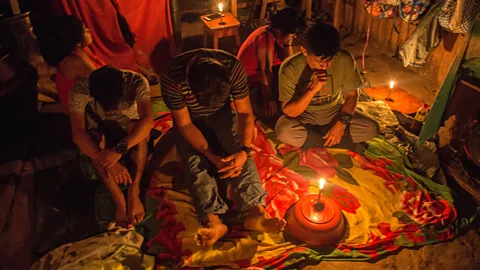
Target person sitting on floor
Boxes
[33,15,104,112]
[237,8,305,118]
[69,65,153,228]
[161,48,286,247]
[275,22,379,150]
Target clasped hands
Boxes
[96,148,132,186]
[212,150,248,179]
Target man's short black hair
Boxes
[304,22,340,59]
[270,7,306,34]
[89,65,125,111]
[187,57,230,108]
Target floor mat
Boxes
[363,86,425,115]
[142,114,464,269]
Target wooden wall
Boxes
[327,0,470,87]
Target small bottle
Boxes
[410,104,429,134]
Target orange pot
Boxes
[285,193,346,247]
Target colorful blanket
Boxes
[144,112,462,269]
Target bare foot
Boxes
[244,205,286,233]
[128,195,145,225]
[116,205,133,229]
[194,215,228,247]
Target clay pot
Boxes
[285,193,346,247]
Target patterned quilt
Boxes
[143,112,461,269]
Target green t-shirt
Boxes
[278,50,363,113]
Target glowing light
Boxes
[319,178,325,190]
[389,81,395,89]
[218,3,223,12]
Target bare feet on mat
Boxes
[194,214,228,247]
[116,205,133,229]
[128,195,145,225]
[244,205,286,233]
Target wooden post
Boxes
[305,0,313,19]
[9,0,21,15]
[333,0,344,29]
[231,0,238,17]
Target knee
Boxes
[275,117,291,142]
[362,118,380,141]
[275,116,305,147]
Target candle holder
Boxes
[219,13,226,25]
[285,193,346,247]
[218,3,226,25]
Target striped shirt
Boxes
[161,49,249,119]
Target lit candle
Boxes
[386,80,395,102]
[317,178,325,203]
[218,3,225,25]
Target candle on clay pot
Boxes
[315,178,325,211]
[285,177,346,247]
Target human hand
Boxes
[107,162,132,186]
[96,148,122,168]
[282,34,295,46]
[308,70,329,94]
[218,151,248,179]
[209,154,226,170]
[323,122,346,147]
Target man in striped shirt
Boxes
[161,49,286,247]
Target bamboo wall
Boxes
[323,0,469,87]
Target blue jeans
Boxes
[175,105,266,222]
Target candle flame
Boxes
[389,81,395,89]
[218,3,223,12]
[319,179,325,190]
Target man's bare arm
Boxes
[124,99,154,149]
[234,96,255,147]
[171,107,221,165]
[70,112,101,160]
[340,90,358,116]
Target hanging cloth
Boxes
[418,17,478,144]
[55,0,175,71]
[363,0,397,19]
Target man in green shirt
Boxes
[275,22,379,149]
